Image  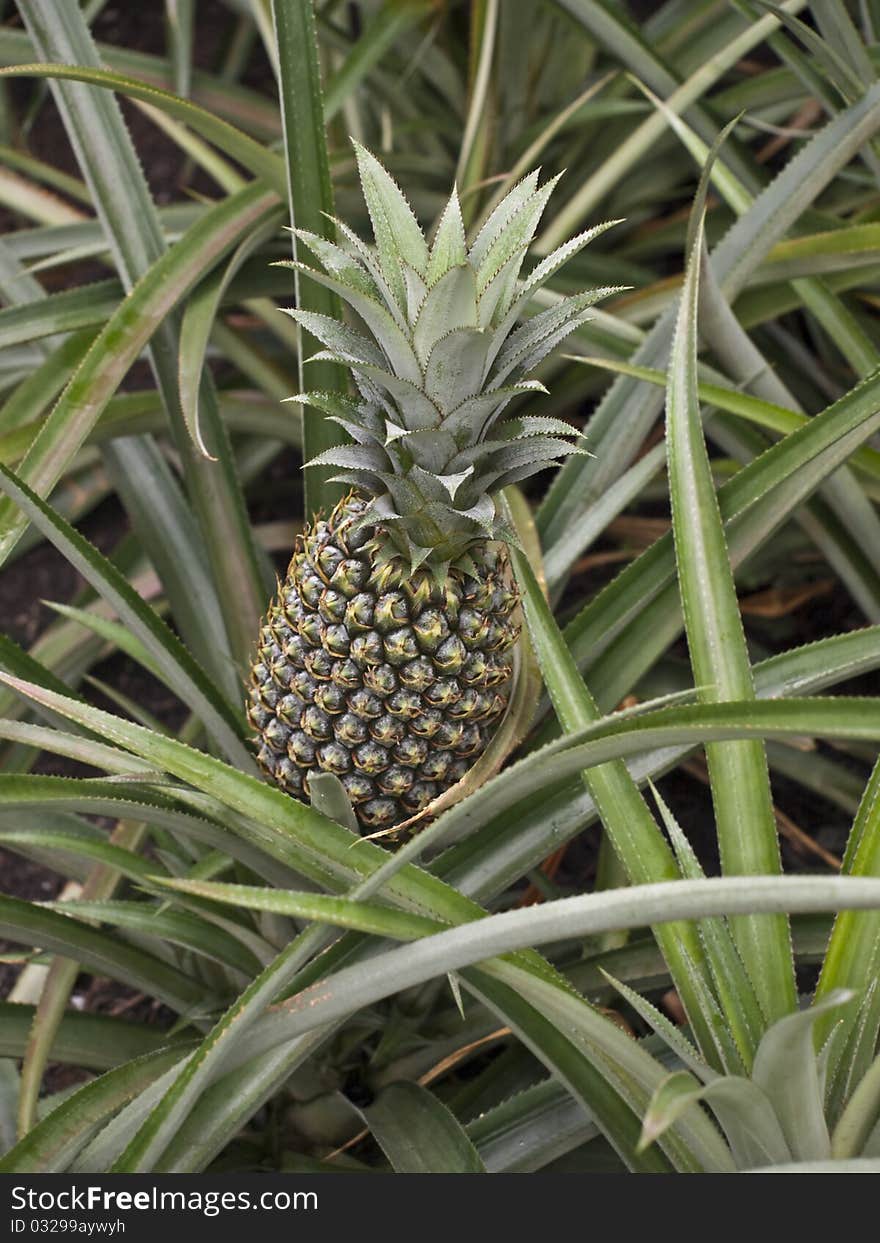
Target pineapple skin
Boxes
[247,493,519,834]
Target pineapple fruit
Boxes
[248,145,616,834]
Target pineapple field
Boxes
[2,0,880,1186]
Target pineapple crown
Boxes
[282,142,621,575]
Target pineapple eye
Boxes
[457,607,490,649]
[281,632,309,668]
[291,669,317,702]
[323,623,351,658]
[386,689,421,718]
[313,683,346,714]
[336,713,369,746]
[269,659,294,688]
[475,691,504,722]
[299,614,323,647]
[424,679,460,710]
[269,618,294,647]
[409,708,443,739]
[364,663,398,697]
[383,626,419,666]
[258,683,281,711]
[443,580,463,614]
[406,573,435,614]
[315,544,345,580]
[246,694,272,732]
[420,751,452,782]
[259,720,287,745]
[344,592,374,630]
[344,524,371,553]
[318,589,348,624]
[491,585,518,617]
[288,731,317,766]
[455,724,483,758]
[277,694,303,724]
[394,735,429,767]
[402,781,437,813]
[353,741,390,775]
[315,742,351,775]
[434,720,465,750]
[304,648,334,680]
[256,742,280,774]
[374,592,409,632]
[377,765,415,797]
[347,688,383,719]
[330,558,369,596]
[331,659,362,690]
[370,714,406,747]
[462,578,493,610]
[359,798,399,829]
[341,772,375,805]
[482,655,513,687]
[446,688,480,720]
[350,632,384,667]
[484,620,513,653]
[412,608,449,652]
[299,572,324,608]
[433,635,467,674]
[339,507,370,553]
[274,757,304,794]
[398,657,434,692]
[300,705,332,741]
[259,638,282,669]
[282,588,305,622]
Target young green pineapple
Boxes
[248,145,617,833]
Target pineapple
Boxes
[248,145,617,834]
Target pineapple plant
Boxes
[247,145,616,833]
[9,0,880,1181]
